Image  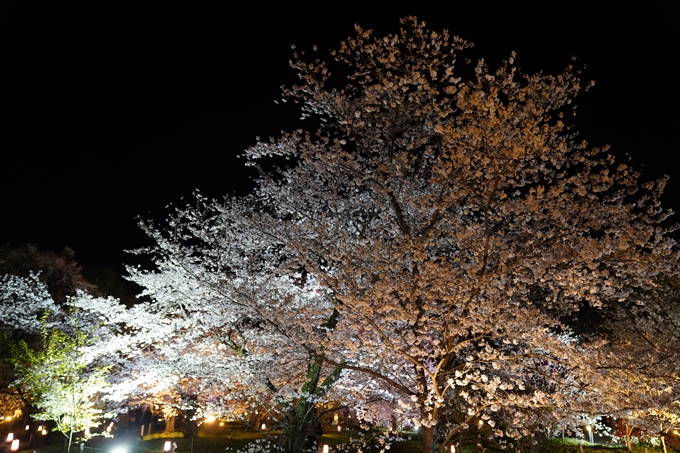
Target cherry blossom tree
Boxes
[1,244,103,422]
[1,274,59,420]
[239,16,678,453]
[9,16,675,453]
[583,279,680,450]
[11,311,111,453]
[0,273,57,336]
[69,195,351,452]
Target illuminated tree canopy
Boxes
[1,16,679,453]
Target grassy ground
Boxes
[12,431,670,453]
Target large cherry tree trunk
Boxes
[279,354,343,453]
[422,425,439,453]
[164,415,176,433]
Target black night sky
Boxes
[1,4,678,295]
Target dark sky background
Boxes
[1,4,678,297]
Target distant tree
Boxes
[0,243,96,304]
[0,273,57,336]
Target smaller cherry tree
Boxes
[585,280,680,451]
[11,310,111,453]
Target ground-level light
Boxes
[451,446,455,453]
[261,424,266,430]
[7,433,14,442]
[164,441,172,452]
[322,445,329,453]
[337,426,341,432]
[586,425,593,444]
[10,439,19,452]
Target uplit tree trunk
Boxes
[416,365,443,453]
[164,415,176,433]
[280,356,323,453]
[625,423,633,451]
[422,424,439,453]
[182,401,198,438]
[418,397,440,453]
[61,433,69,453]
[278,354,343,453]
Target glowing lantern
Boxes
[42,429,47,436]
[261,424,266,430]
[451,446,456,453]
[164,441,172,452]
[7,433,14,442]
[11,439,19,452]
[25,425,30,431]
[322,445,329,453]
[337,426,341,432]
